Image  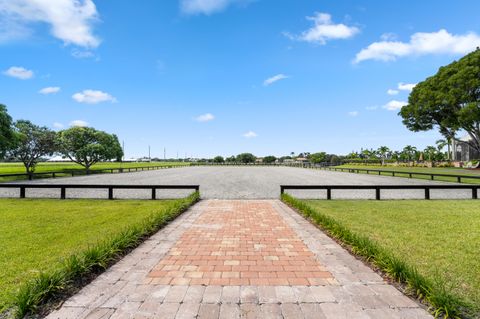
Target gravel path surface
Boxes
[0,166,472,199]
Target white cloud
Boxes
[39,86,60,94]
[195,113,215,122]
[348,111,359,117]
[387,89,399,95]
[71,49,95,58]
[366,106,379,111]
[285,12,359,44]
[3,66,33,79]
[53,122,64,129]
[398,82,417,92]
[354,29,480,63]
[243,131,257,138]
[180,0,233,15]
[383,100,407,111]
[0,0,100,48]
[70,120,88,127]
[263,74,288,86]
[72,89,116,104]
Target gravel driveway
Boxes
[0,166,473,199]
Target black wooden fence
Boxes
[280,184,479,200]
[319,167,480,183]
[0,165,185,181]
[0,184,200,200]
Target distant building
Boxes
[296,157,309,163]
[453,135,480,161]
[255,158,263,164]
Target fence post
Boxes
[280,186,284,195]
[52,172,56,178]
[425,187,430,200]
[431,175,434,180]
[375,187,380,200]
[457,176,461,183]
[108,187,113,200]
[409,173,412,178]
[473,187,478,200]
[151,188,156,200]
[327,188,331,200]
[61,187,66,199]
[20,186,26,198]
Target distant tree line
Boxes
[344,142,450,166]
[0,104,123,175]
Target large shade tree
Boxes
[0,104,14,158]
[236,153,256,164]
[57,126,123,171]
[400,48,480,154]
[8,120,57,174]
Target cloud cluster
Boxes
[72,89,116,104]
[195,113,215,122]
[263,74,288,86]
[3,66,33,79]
[285,12,359,45]
[243,131,257,138]
[39,86,60,94]
[0,0,100,47]
[354,29,480,63]
[383,100,407,111]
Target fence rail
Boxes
[0,184,200,200]
[0,165,184,181]
[280,184,479,200]
[320,167,480,183]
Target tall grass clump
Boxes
[12,192,199,318]
[281,193,472,319]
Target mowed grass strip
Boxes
[0,161,189,176]
[334,165,480,184]
[302,199,480,316]
[0,197,193,313]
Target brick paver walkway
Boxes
[47,200,432,319]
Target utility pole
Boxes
[164,148,166,161]
[122,140,125,161]
[148,145,151,162]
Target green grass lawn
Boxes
[0,161,189,182]
[303,200,480,312]
[0,198,185,312]
[335,164,480,184]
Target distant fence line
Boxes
[318,166,480,184]
[0,183,200,200]
[280,184,480,200]
[0,165,185,181]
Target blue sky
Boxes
[1,0,480,158]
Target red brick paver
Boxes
[148,201,332,286]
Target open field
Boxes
[0,166,473,200]
[0,162,190,182]
[0,198,188,312]
[302,199,480,313]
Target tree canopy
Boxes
[213,155,224,163]
[263,155,277,164]
[8,120,57,173]
[0,104,14,159]
[236,153,256,164]
[400,48,480,153]
[57,127,123,170]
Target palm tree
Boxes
[424,146,437,162]
[436,139,448,161]
[377,146,390,166]
[402,145,417,162]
